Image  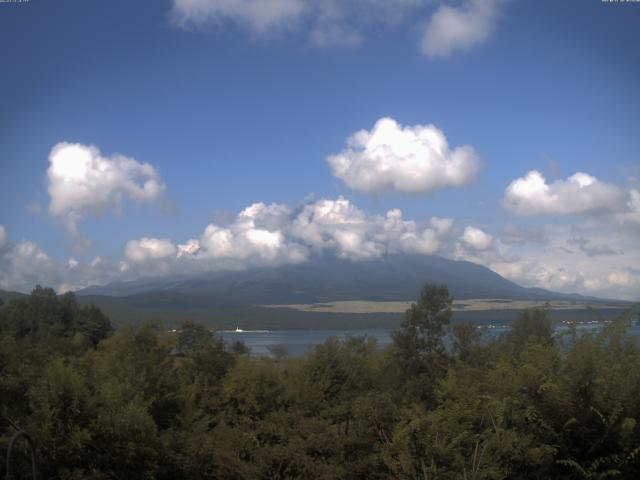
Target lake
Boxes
[220,322,640,357]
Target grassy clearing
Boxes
[263,298,632,314]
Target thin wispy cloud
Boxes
[170,0,505,55]
[420,0,500,58]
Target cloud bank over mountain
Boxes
[3,177,640,300]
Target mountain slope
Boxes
[78,253,593,304]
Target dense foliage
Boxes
[1,285,639,479]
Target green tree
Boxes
[392,283,453,403]
[451,322,482,363]
[508,308,553,351]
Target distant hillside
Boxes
[75,291,402,330]
[78,253,597,304]
[74,292,629,331]
[2,260,627,330]
[0,289,27,303]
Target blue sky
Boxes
[1,0,639,299]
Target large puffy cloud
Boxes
[131,197,455,267]
[170,1,504,55]
[421,0,499,59]
[289,197,382,258]
[178,202,307,268]
[502,170,627,216]
[288,197,450,259]
[47,142,165,232]
[327,117,481,195]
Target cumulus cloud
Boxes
[289,197,378,258]
[47,142,165,233]
[127,197,457,268]
[170,1,504,55]
[502,170,626,216]
[125,238,177,262]
[327,117,481,195]
[180,202,308,268]
[0,228,57,293]
[462,226,493,250]
[4,198,638,301]
[0,226,136,293]
[289,198,451,259]
[421,0,500,59]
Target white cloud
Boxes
[3,198,638,301]
[0,235,57,293]
[327,117,481,195]
[170,1,504,55]
[421,0,499,58]
[489,222,640,300]
[608,271,637,288]
[502,170,626,216]
[170,0,306,33]
[430,217,454,235]
[47,142,165,233]
[125,238,177,262]
[617,189,640,226]
[289,197,368,251]
[131,197,453,267]
[462,226,493,250]
[177,239,201,258]
[288,198,446,259]
[0,233,134,294]
[189,202,308,267]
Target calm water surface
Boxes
[221,323,640,357]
